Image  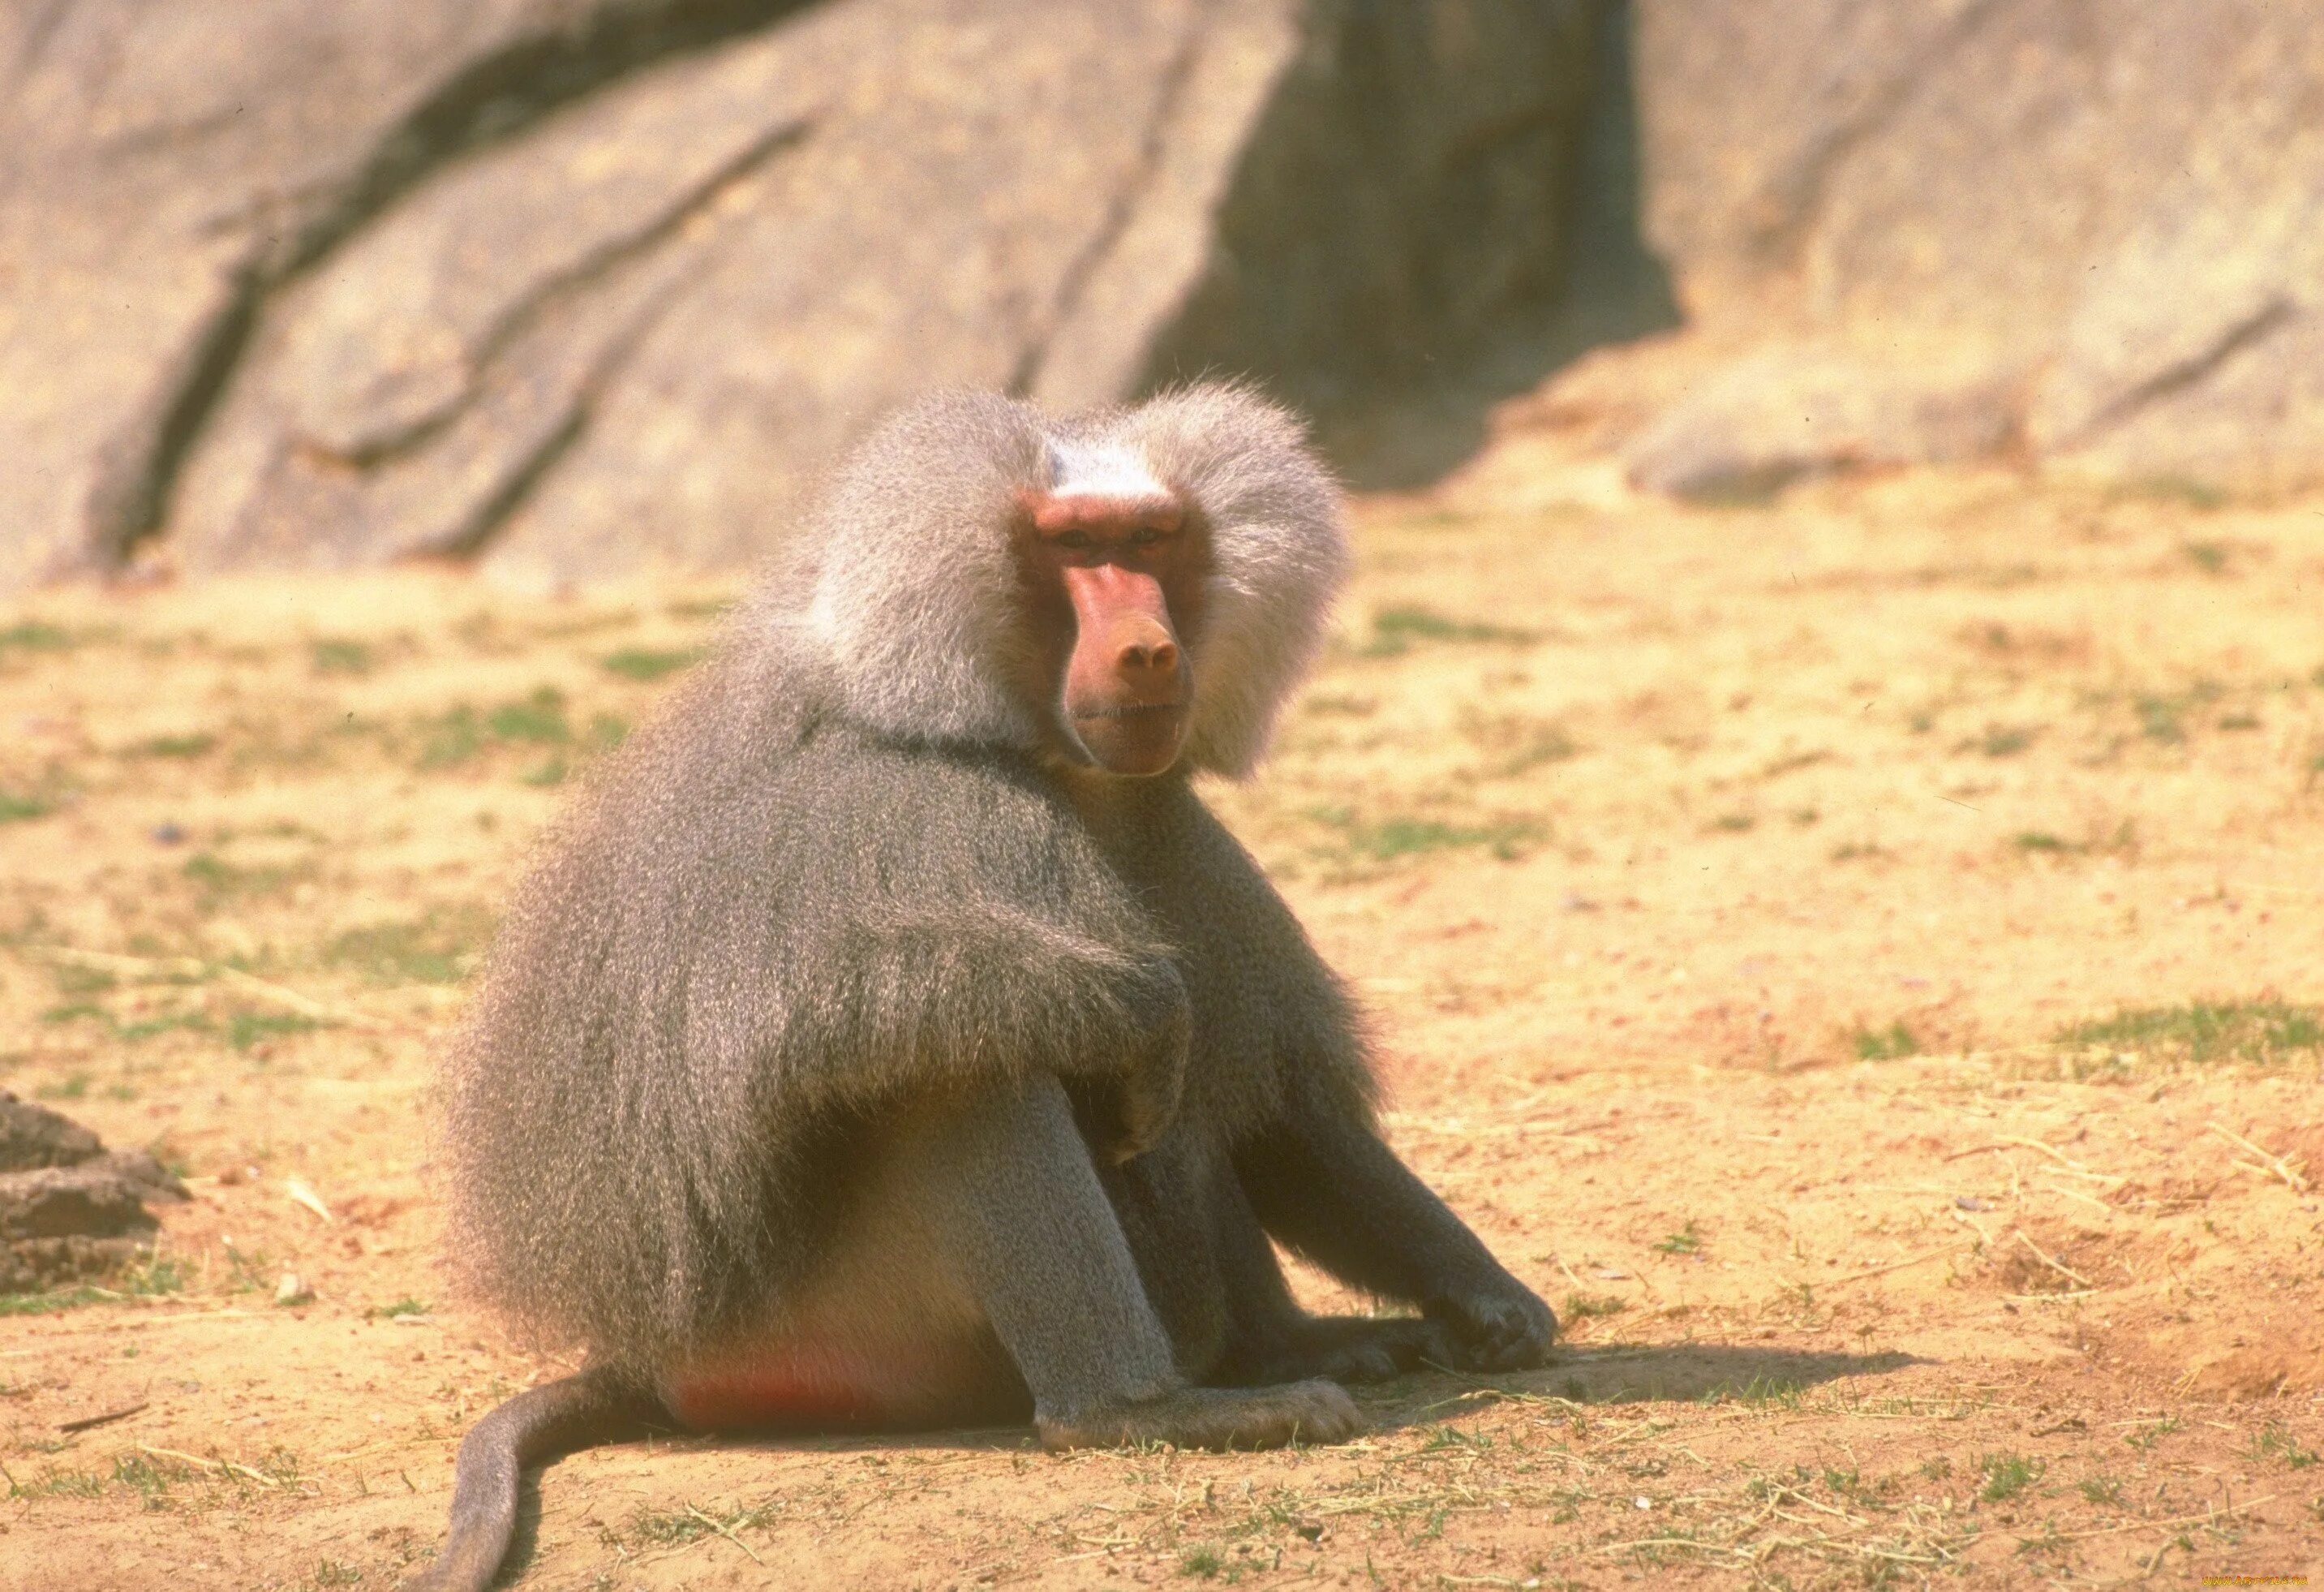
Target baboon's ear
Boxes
[1118,385,1349,779]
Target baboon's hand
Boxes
[1101,959,1190,1162]
[1038,1380,1363,1452]
[1105,1051,1185,1163]
[1424,1278,1557,1372]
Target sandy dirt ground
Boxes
[3,455,2323,1590]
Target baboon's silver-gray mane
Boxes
[787,384,1348,777]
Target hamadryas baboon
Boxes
[403,385,1554,1592]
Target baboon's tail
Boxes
[401,1366,663,1592]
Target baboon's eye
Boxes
[1128,527,1162,547]
[1057,530,1094,550]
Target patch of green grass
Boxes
[1828,841,1889,863]
[1978,1452,2044,1503]
[624,1501,770,1548]
[2124,1415,2181,1452]
[324,910,492,986]
[1360,605,1533,656]
[226,1011,324,1052]
[2013,831,2071,854]
[35,1072,91,1100]
[0,1286,107,1316]
[418,705,485,768]
[1463,713,1576,776]
[38,999,210,1050]
[417,687,596,768]
[1366,818,1535,861]
[119,1254,187,1297]
[1699,1375,1804,1410]
[1820,1466,1893,1507]
[600,647,702,682]
[1654,1221,1703,1255]
[49,964,117,997]
[112,1011,212,1043]
[486,686,570,744]
[2180,539,2230,573]
[221,1244,273,1295]
[183,850,295,900]
[113,1451,196,1510]
[519,756,567,787]
[1309,807,1538,863]
[1178,1547,1225,1579]
[1853,1021,1919,1061]
[2077,1476,2124,1505]
[12,1466,105,1499]
[665,596,734,620]
[1421,1424,1493,1452]
[2057,1000,2324,1068]
[132,733,215,759]
[367,1297,432,1321]
[1971,725,2038,758]
[0,790,51,824]
[2252,1424,2320,1469]
[0,621,74,655]
[309,639,372,675]
[1561,1293,1626,1321]
[2134,694,2185,743]
[256,1446,306,1488]
[1710,812,1755,833]
[2109,476,2227,512]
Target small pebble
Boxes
[276,1272,314,1306]
[150,822,187,845]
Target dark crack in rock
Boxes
[0,0,1600,591]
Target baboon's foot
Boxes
[1426,1284,1558,1373]
[1228,1317,1452,1386]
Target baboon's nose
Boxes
[1117,635,1179,678]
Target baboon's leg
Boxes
[1235,1099,1556,1372]
[1093,1134,1230,1375]
[929,1074,1361,1449]
[1203,1156,1451,1386]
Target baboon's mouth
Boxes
[1071,700,1188,723]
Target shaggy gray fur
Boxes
[799,385,1347,777]
[441,385,1360,1375]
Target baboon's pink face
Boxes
[1016,450,1205,777]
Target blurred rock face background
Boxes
[2,0,2321,594]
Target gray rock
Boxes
[0,1091,105,1172]
[0,1094,185,1292]
[1622,0,2324,493]
[0,0,1598,590]
[1625,346,2009,499]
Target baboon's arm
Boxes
[932,1073,1361,1448]
[1232,1099,1556,1372]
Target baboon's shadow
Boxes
[492,1345,1918,1578]
[1363,1343,1924,1431]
